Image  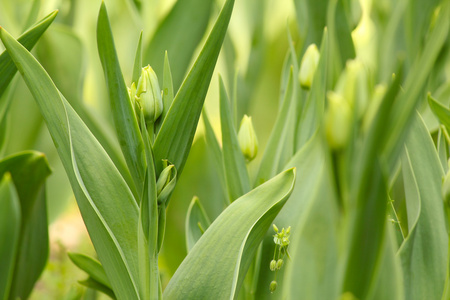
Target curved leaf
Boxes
[153,0,235,175]
[185,196,211,252]
[0,27,140,299]
[164,168,296,299]
[0,151,51,300]
[0,173,20,300]
[398,113,448,300]
[68,252,111,289]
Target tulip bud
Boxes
[273,224,279,233]
[136,65,163,124]
[238,115,258,162]
[156,161,177,205]
[298,44,320,90]
[325,91,352,150]
[270,260,277,271]
[269,281,277,293]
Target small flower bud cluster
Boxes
[269,224,291,293]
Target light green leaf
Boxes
[0,173,20,300]
[155,52,174,133]
[97,2,145,196]
[202,108,228,202]
[153,0,235,175]
[0,152,51,300]
[437,126,449,173]
[68,252,111,289]
[385,1,450,168]
[79,277,116,300]
[429,93,450,133]
[255,67,295,185]
[219,76,250,201]
[185,196,211,252]
[293,0,329,44]
[143,0,213,90]
[131,30,143,85]
[0,27,140,299]
[0,10,57,98]
[164,168,296,299]
[399,113,448,300]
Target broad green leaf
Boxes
[0,173,20,300]
[296,28,328,150]
[131,30,143,85]
[255,67,295,185]
[164,168,296,299]
[202,108,228,201]
[68,253,111,289]
[275,133,340,300]
[399,113,448,300]
[366,224,404,300]
[385,1,450,168]
[185,196,211,252]
[153,0,235,175]
[0,27,140,299]
[0,152,51,300]
[429,94,450,133]
[79,277,116,300]
[0,10,57,98]
[97,2,145,196]
[143,0,213,90]
[219,76,250,201]
[36,22,133,195]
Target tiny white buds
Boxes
[238,115,258,162]
[270,260,277,271]
[298,44,320,90]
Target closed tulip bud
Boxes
[270,260,277,271]
[270,281,277,293]
[298,44,320,90]
[238,115,258,162]
[136,65,163,124]
[325,92,352,150]
[156,161,177,205]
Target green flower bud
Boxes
[156,160,177,205]
[273,224,279,233]
[269,281,277,293]
[270,259,277,271]
[276,259,283,269]
[325,91,352,150]
[136,65,163,124]
[298,44,320,90]
[238,115,258,161]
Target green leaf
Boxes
[437,126,449,173]
[0,10,57,98]
[185,196,211,252]
[399,113,448,300]
[202,108,228,201]
[155,51,174,133]
[429,93,450,133]
[219,76,251,201]
[0,173,20,300]
[255,67,295,185]
[385,1,450,168]
[68,252,111,289]
[79,277,116,300]
[0,151,51,300]
[143,0,213,91]
[131,30,143,85]
[153,0,235,175]
[97,2,145,196]
[0,27,140,299]
[163,168,296,299]
[293,0,329,44]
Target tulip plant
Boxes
[1,0,450,299]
